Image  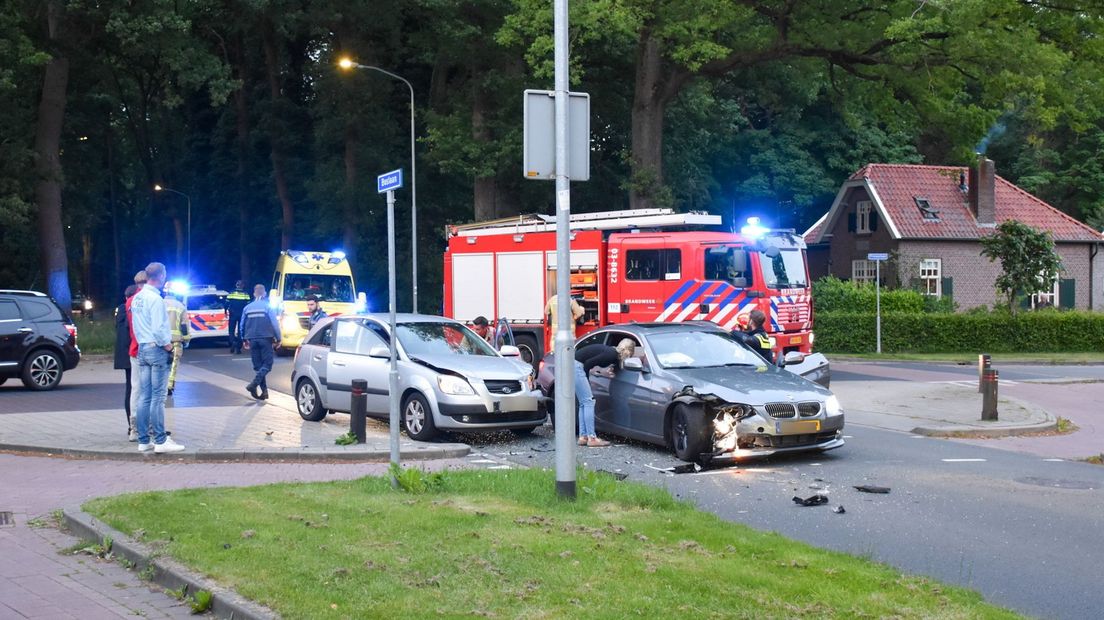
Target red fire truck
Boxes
[442,208,813,367]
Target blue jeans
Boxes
[249,339,273,390]
[574,361,595,437]
[136,343,170,445]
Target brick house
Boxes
[803,159,1104,310]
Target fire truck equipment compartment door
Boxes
[496,252,544,322]
[451,253,495,321]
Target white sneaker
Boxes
[128,427,138,442]
[154,437,186,454]
[137,443,154,452]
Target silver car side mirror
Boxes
[499,345,521,357]
[783,351,806,366]
[368,345,390,359]
[623,357,643,371]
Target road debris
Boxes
[832,505,846,514]
[853,485,891,494]
[597,469,628,481]
[792,494,829,506]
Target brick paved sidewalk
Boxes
[0,453,475,618]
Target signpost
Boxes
[867,252,888,354]
[378,168,403,485]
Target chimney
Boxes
[968,156,996,226]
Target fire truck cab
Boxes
[443,209,814,368]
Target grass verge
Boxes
[83,468,1019,619]
[74,317,115,354]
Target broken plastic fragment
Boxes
[832,505,846,514]
[792,494,829,506]
[853,485,891,494]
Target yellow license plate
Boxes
[789,336,802,345]
[781,420,820,433]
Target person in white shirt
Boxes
[130,262,185,454]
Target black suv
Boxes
[0,290,81,390]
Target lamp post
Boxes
[154,184,191,277]
[337,57,418,312]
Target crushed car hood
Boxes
[672,365,832,405]
[409,353,530,380]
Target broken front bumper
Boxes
[704,413,845,462]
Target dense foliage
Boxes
[979,220,1063,313]
[816,310,1104,353]
[3,1,1104,313]
[812,276,954,314]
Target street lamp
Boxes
[338,57,418,312]
[154,184,191,278]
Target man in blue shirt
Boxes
[131,262,186,454]
[240,284,281,400]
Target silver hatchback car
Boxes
[291,313,545,440]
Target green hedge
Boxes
[815,310,1104,353]
[813,276,953,314]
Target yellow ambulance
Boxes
[270,250,364,351]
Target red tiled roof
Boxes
[848,163,1102,242]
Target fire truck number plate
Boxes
[789,336,802,345]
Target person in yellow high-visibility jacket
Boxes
[164,292,190,396]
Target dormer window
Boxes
[915,197,940,221]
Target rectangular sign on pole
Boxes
[377,168,403,193]
[523,89,590,181]
[867,252,888,261]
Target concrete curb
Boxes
[62,507,275,620]
[911,418,1059,438]
[0,442,471,462]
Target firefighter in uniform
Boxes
[225,280,251,354]
[735,308,773,364]
[164,289,190,396]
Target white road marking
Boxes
[910,435,926,439]
[1043,458,1065,462]
[487,465,512,470]
[941,458,987,462]
[842,435,853,439]
[469,459,497,464]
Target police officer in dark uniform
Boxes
[734,309,774,363]
[225,280,251,354]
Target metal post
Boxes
[981,369,999,420]
[351,379,367,443]
[386,189,401,487]
[185,195,191,279]
[552,0,575,499]
[978,354,991,393]
[409,86,417,313]
[875,260,882,354]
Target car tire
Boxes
[670,403,708,463]
[296,379,326,421]
[402,392,437,441]
[515,334,540,373]
[21,349,63,391]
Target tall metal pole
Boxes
[875,260,882,354]
[552,0,575,499]
[386,188,401,487]
[186,195,191,278]
[353,63,417,312]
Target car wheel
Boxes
[515,334,540,373]
[21,349,63,390]
[296,379,326,421]
[402,392,437,441]
[670,403,708,462]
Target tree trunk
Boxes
[471,85,497,220]
[232,36,252,282]
[629,28,668,211]
[81,232,92,299]
[262,23,294,251]
[33,0,71,309]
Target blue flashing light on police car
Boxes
[166,280,190,295]
[740,216,770,239]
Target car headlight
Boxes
[282,314,300,331]
[438,375,475,395]
[825,394,842,416]
[83,299,93,310]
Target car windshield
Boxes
[648,330,767,369]
[757,249,808,289]
[397,322,498,357]
[187,294,224,311]
[283,274,354,303]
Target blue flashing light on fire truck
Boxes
[442,208,815,368]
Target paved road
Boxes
[183,342,295,395]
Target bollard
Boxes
[978,354,991,393]
[351,378,367,443]
[981,369,999,421]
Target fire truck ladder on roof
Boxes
[448,208,722,238]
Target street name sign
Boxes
[377,169,403,193]
[867,252,889,261]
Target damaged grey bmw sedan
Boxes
[537,323,844,464]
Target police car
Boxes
[167,282,230,342]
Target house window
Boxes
[919,259,941,296]
[1032,277,1059,309]
[851,259,876,283]
[856,201,872,234]
[914,197,940,221]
